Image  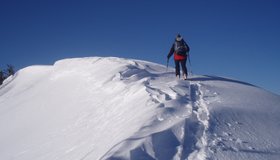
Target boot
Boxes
[183,73,187,80]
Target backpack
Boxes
[174,40,190,56]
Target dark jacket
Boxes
[167,39,189,61]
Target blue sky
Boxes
[1,0,280,95]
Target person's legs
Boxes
[175,60,180,77]
[180,59,188,79]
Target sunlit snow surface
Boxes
[0,57,279,160]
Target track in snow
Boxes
[148,80,211,160]
[185,82,210,160]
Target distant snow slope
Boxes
[0,57,279,160]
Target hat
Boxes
[176,34,183,41]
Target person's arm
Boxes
[167,44,174,59]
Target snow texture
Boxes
[0,57,279,160]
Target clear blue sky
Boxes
[1,0,280,95]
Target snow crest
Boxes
[1,57,280,160]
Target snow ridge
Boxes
[102,78,213,160]
[1,57,280,160]
[100,72,194,160]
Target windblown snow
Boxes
[0,57,279,160]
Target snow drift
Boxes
[0,57,279,160]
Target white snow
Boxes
[0,57,279,160]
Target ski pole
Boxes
[187,52,192,76]
[187,52,192,67]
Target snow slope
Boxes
[0,57,279,160]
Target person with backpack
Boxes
[167,34,190,80]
